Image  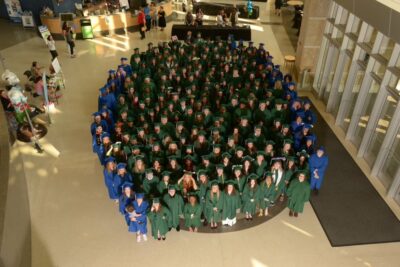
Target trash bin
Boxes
[80,19,94,39]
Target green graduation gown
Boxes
[163,194,184,228]
[287,179,311,213]
[184,203,202,228]
[148,206,172,239]
[205,191,223,223]
[259,183,276,209]
[242,185,261,215]
[221,192,241,220]
[143,177,160,196]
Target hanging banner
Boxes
[5,0,22,23]
[38,25,52,45]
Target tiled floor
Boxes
[2,2,400,266]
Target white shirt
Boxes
[47,40,56,51]
[216,15,225,27]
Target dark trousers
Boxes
[146,19,151,31]
[50,50,58,60]
[139,23,145,39]
[67,41,75,55]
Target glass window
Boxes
[378,130,400,190]
[364,27,378,50]
[350,15,362,36]
[379,37,395,61]
[323,47,340,104]
[371,60,386,80]
[339,69,365,132]
[364,95,398,167]
[395,55,400,69]
[347,39,356,54]
[332,56,352,117]
[351,79,380,148]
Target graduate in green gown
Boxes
[157,171,171,195]
[184,193,202,232]
[148,198,171,240]
[221,181,241,226]
[196,170,209,225]
[163,185,184,231]
[242,174,261,220]
[287,171,311,217]
[205,181,224,229]
[259,172,276,216]
[142,168,160,198]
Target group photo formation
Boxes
[2,0,400,266]
[91,36,329,242]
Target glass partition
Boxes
[378,130,400,190]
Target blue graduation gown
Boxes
[90,120,109,136]
[119,193,135,215]
[304,109,317,125]
[104,169,118,199]
[309,154,329,190]
[129,200,149,234]
[113,173,133,197]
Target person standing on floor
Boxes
[138,7,146,40]
[65,26,76,58]
[158,6,166,31]
[195,7,203,26]
[144,4,151,31]
[287,171,311,217]
[47,35,58,60]
[150,2,158,30]
[309,146,329,195]
[275,0,283,16]
[230,7,239,27]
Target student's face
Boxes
[317,150,324,157]
[124,187,131,195]
[298,174,306,182]
[168,190,176,196]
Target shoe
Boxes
[176,225,180,232]
[314,189,319,196]
[294,212,298,217]
[157,237,161,241]
[136,235,141,242]
[203,220,208,226]
[249,217,253,221]
[289,210,293,217]
[162,236,166,241]
[143,234,148,241]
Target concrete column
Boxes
[295,0,332,75]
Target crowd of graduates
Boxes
[91,35,329,242]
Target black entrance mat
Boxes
[309,100,400,247]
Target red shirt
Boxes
[138,11,145,24]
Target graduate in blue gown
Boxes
[119,182,135,224]
[118,57,133,77]
[98,86,117,113]
[103,157,117,200]
[309,146,329,195]
[90,112,109,136]
[129,193,149,242]
[113,163,133,198]
[303,100,317,125]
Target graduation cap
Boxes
[282,124,290,129]
[283,139,293,145]
[222,152,231,159]
[225,180,237,186]
[198,131,207,137]
[245,138,254,144]
[184,154,196,161]
[317,146,326,152]
[145,168,153,174]
[264,171,273,177]
[108,69,116,74]
[303,124,313,130]
[112,142,122,149]
[275,99,285,105]
[256,151,266,157]
[168,184,177,191]
[117,163,127,170]
[121,181,133,190]
[101,132,110,141]
[306,134,316,143]
[135,192,145,199]
[120,57,128,61]
[286,156,297,162]
[247,174,258,182]
[92,111,101,117]
[242,155,254,162]
[105,157,115,164]
[270,157,286,164]
[153,197,160,204]
[202,154,211,161]
[162,171,171,177]
[168,155,178,161]
[232,165,243,171]
[209,180,219,187]
[235,146,245,152]
[215,164,224,170]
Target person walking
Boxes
[309,146,329,195]
[65,26,76,58]
[144,4,151,31]
[47,35,58,60]
[138,7,146,40]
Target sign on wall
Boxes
[4,0,22,23]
